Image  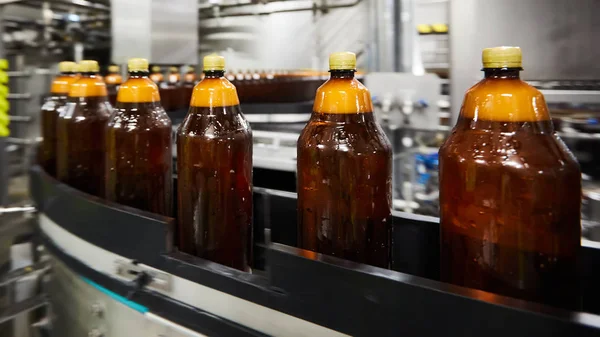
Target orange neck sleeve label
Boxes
[117,77,161,103]
[461,78,551,122]
[150,73,164,83]
[184,73,196,83]
[105,74,123,85]
[190,77,240,107]
[50,75,77,94]
[313,78,373,114]
[168,74,180,84]
[69,76,107,97]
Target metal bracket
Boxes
[113,260,171,293]
[0,205,36,215]
[0,260,50,287]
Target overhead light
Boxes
[68,14,80,22]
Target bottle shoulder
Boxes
[177,111,251,139]
[107,107,172,130]
[461,78,549,122]
[439,128,580,175]
[62,99,112,120]
[298,118,391,154]
[41,96,66,111]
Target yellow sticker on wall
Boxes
[0,59,9,71]
[0,85,8,97]
[0,124,9,137]
[0,111,8,125]
[0,98,10,113]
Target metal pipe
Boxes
[200,0,363,18]
[6,137,37,145]
[8,115,32,122]
[0,259,47,287]
[7,93,31,100]
[0,294,48,325]
[199,0,289,11]
[21,0,110,13]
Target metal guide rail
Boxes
[29,165,600,337]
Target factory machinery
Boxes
[1,0,600,336]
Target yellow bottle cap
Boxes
[151,65,161,73]
[417,24,432,34]
[203,54,225,71]
[329,52,356,71]
[187,65,195,72]
[108,65,120,73]
[128,58,149,72]
[482,46,522,69]
[58,61,76,73]
[79,60,99,73]
[169,66,179,73]
[431,23,448,34]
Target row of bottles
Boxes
[39,48,582,311]
[227,69,327,104]
[40,56,252,271]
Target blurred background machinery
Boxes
[0,0,599,334]
[0,0,598,226]
[0,0,598,234]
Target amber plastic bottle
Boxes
[149,66,164,85]
[167,66,181,85]
[297,52,393,269]
[105,58,172,216]
[439,47,581,309]
[177,54,253,271]
[56,60,112,197]
[183,66,197,85]
[40,61,77,176]
[165,66,182,110]
[105,65,123,106]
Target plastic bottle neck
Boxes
[129,71,149,78]
[204,70,225,79]
[483,68,521,79]
[330,69,355,79]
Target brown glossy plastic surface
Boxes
[297,71,393,269]
[439,69,581,309]
[105,75,172,216]
[56,74,112,197]
[161,71,183,111]
[40,73,77,176]
[177,71,253,271]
